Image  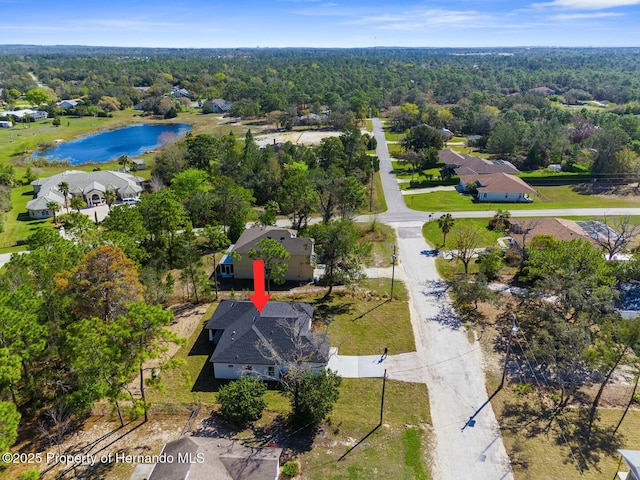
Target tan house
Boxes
[459,172,536,203]
[509,218,599,249]
[220,226,315,283]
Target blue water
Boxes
[33,123,191,165]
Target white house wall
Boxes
[478,191,532,203]
[213,362,326,380]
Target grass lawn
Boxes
[356,221,396,267]
[149,280,428,479]
[0,185,50,250]
[324,279,415,355]
[422,217,505,250]
[405,185,640,212]
[302,379,430,480]
[388,143,403,155]
[373,171,387,213]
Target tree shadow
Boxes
[351,299,389,322]
[314,300,354,319]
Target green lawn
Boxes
[422,217,505,250]
[356,221,396,267]
[0,185,50,250]
[405,186,640,212]
[149,281,429,479]
[302,379,430,480]
[325,279,415,356]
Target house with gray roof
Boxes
[142,436,282,480]
[205,300,329,380]
[27,170,144,218]
[57,99,83,109]
[220,226,315,283]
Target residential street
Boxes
[371,117,514,480]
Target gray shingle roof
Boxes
[233,226,313,257]
[29,170,144,205]
[148,436,282,480]
[206,300,328,366]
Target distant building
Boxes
[6,109,48,121]
[27,170,144,218]
[171,86,190,98]
[529,86,555,95]
[57,99,82,109]
[205,98,233,113]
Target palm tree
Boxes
[105,190,116,210]
[57,181,70,213]
[492,209,511,232]
[438,213,455,247]
[70,196,86,213]
[117,155,130,171]
[46,201,60,223]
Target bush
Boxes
[216,376,266,428]
[281,460,300,477]
[477,247,503,281]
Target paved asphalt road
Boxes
[371,117,514,480]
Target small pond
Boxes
[32,123,191,165]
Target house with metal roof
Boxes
[205,300,329,380]
[27,170,144,218]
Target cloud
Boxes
[549,11,624,19]
[347,8,488,30]
[530,0,640,10]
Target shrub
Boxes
[281,460,300,477]
[514,383,533,396]
[216,376,266,428]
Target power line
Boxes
[512,318,586,476]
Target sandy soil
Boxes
[254,129,342,147]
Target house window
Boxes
[483,193,487,198]
[245,365,253,371]
[228,365,233,368]
[505,194,508,198]
[268,366,275,377]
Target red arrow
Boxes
[249,259,271,313]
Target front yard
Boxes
[405,185,640,212]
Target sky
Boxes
[2,0,640,49]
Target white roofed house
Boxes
[618,450,640,480]
[27,170,144,218]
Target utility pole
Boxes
[390,244,397,300]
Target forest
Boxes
[3,45,640,177]
[3,45,640,478]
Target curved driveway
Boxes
[371,117,514,480]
